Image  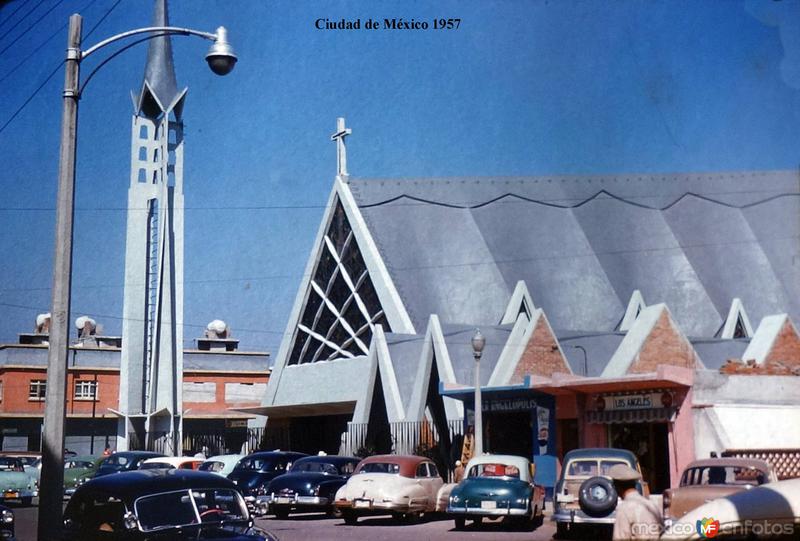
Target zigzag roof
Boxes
[348,170,800,337]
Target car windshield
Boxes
[359,462,400,474]
[199,461,225,472]
[101,455,130,468]
[566,459,627,477]
[0,457,22,471]
[135,488,247,532]
[65,460,95,469]
[468,463,520,479]
[15,457,38,466]
[234,457,285,473]
[139,462,174,470]
[681,466,769,487]
[291,461,340,474]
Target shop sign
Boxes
[485,398,538,412]
[597,391,672,412]
[225,419,248,428]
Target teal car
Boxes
[447,454,545,530]
[0,457,37,506]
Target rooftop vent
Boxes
[198,319,239,351]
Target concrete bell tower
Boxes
[117,0,186,455]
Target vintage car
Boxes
[447,454,545,530]
[0,504,14,540]
[200,454,243,477]
[334,454,444,524]
[64,455,104,496]
[61,468,275,540]
[94,451,165,477]
[663,457,776,524]
[552,447,648,538]
[662,477,800,540]
[0,453,41,484]
[227,451,307,509]
[260,455,361,518]
[0,457,36,506]
[139,456,204,471]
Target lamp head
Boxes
[471,329,486,354]
[206,26,237,75]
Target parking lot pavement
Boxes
[256,513,557,541]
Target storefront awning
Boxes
[532,365,694,395]
[587,407,677,424]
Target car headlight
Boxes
[123,511,137,530]
[1,510,13,523]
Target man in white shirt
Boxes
[610,464,662,540]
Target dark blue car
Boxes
[260,455,361,518]
[62,469,276,540]
[94,451,165,477]
[227,451,307,509]
[0,504,15,540]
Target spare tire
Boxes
[578,476,618,517]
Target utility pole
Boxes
[38,13,82,541]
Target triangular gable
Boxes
[618,290,646,332]
[405,315,463,422]
[604,303,700,376]
[263,178,414,407]
[720,298,753,339]
[490,309,572,386]
[742,314,800,365]
[352,325,405,423]
[500,280,535,325]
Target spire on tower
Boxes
[134,0,185,117]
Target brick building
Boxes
[0,328,270,455]
[254,143,800,494]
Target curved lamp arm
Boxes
[81,25,219,59]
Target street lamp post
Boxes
[471,329,486,456]
[38,13,237,540]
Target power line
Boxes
[0,0,31,31]
[82,0,121,40]
[0,0,124,136]
[0,0,62,56]
[0,0,100,86]
[0,59,62,135]
[0,0,45,36]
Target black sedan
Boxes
[62,468,276,540]
[0,504,14,540]
[94,451,165,477]
[260,455,361,518]
[227,451,306,509]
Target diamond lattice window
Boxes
[288,200,390,364]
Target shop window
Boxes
[28,380,46,401]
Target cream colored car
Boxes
[334,455,443,524]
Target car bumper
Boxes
[552,508,616,525]
[263,495,329,506]
[1,490,33,502]
[335,499,424,513]
[446,505,529,517]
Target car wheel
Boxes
[273,505,289,520]
[453,517,466,530]
[326,506,342,518]
[473,516,483,525]
[578,476,618,517]
[342,511,358,525]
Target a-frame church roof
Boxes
[347,169,800,338]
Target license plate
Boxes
[480,500,496,509]
[4,492,18,499]
[354,499,370,508]
[276,497,292,504]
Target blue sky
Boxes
[0,0,799,356]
